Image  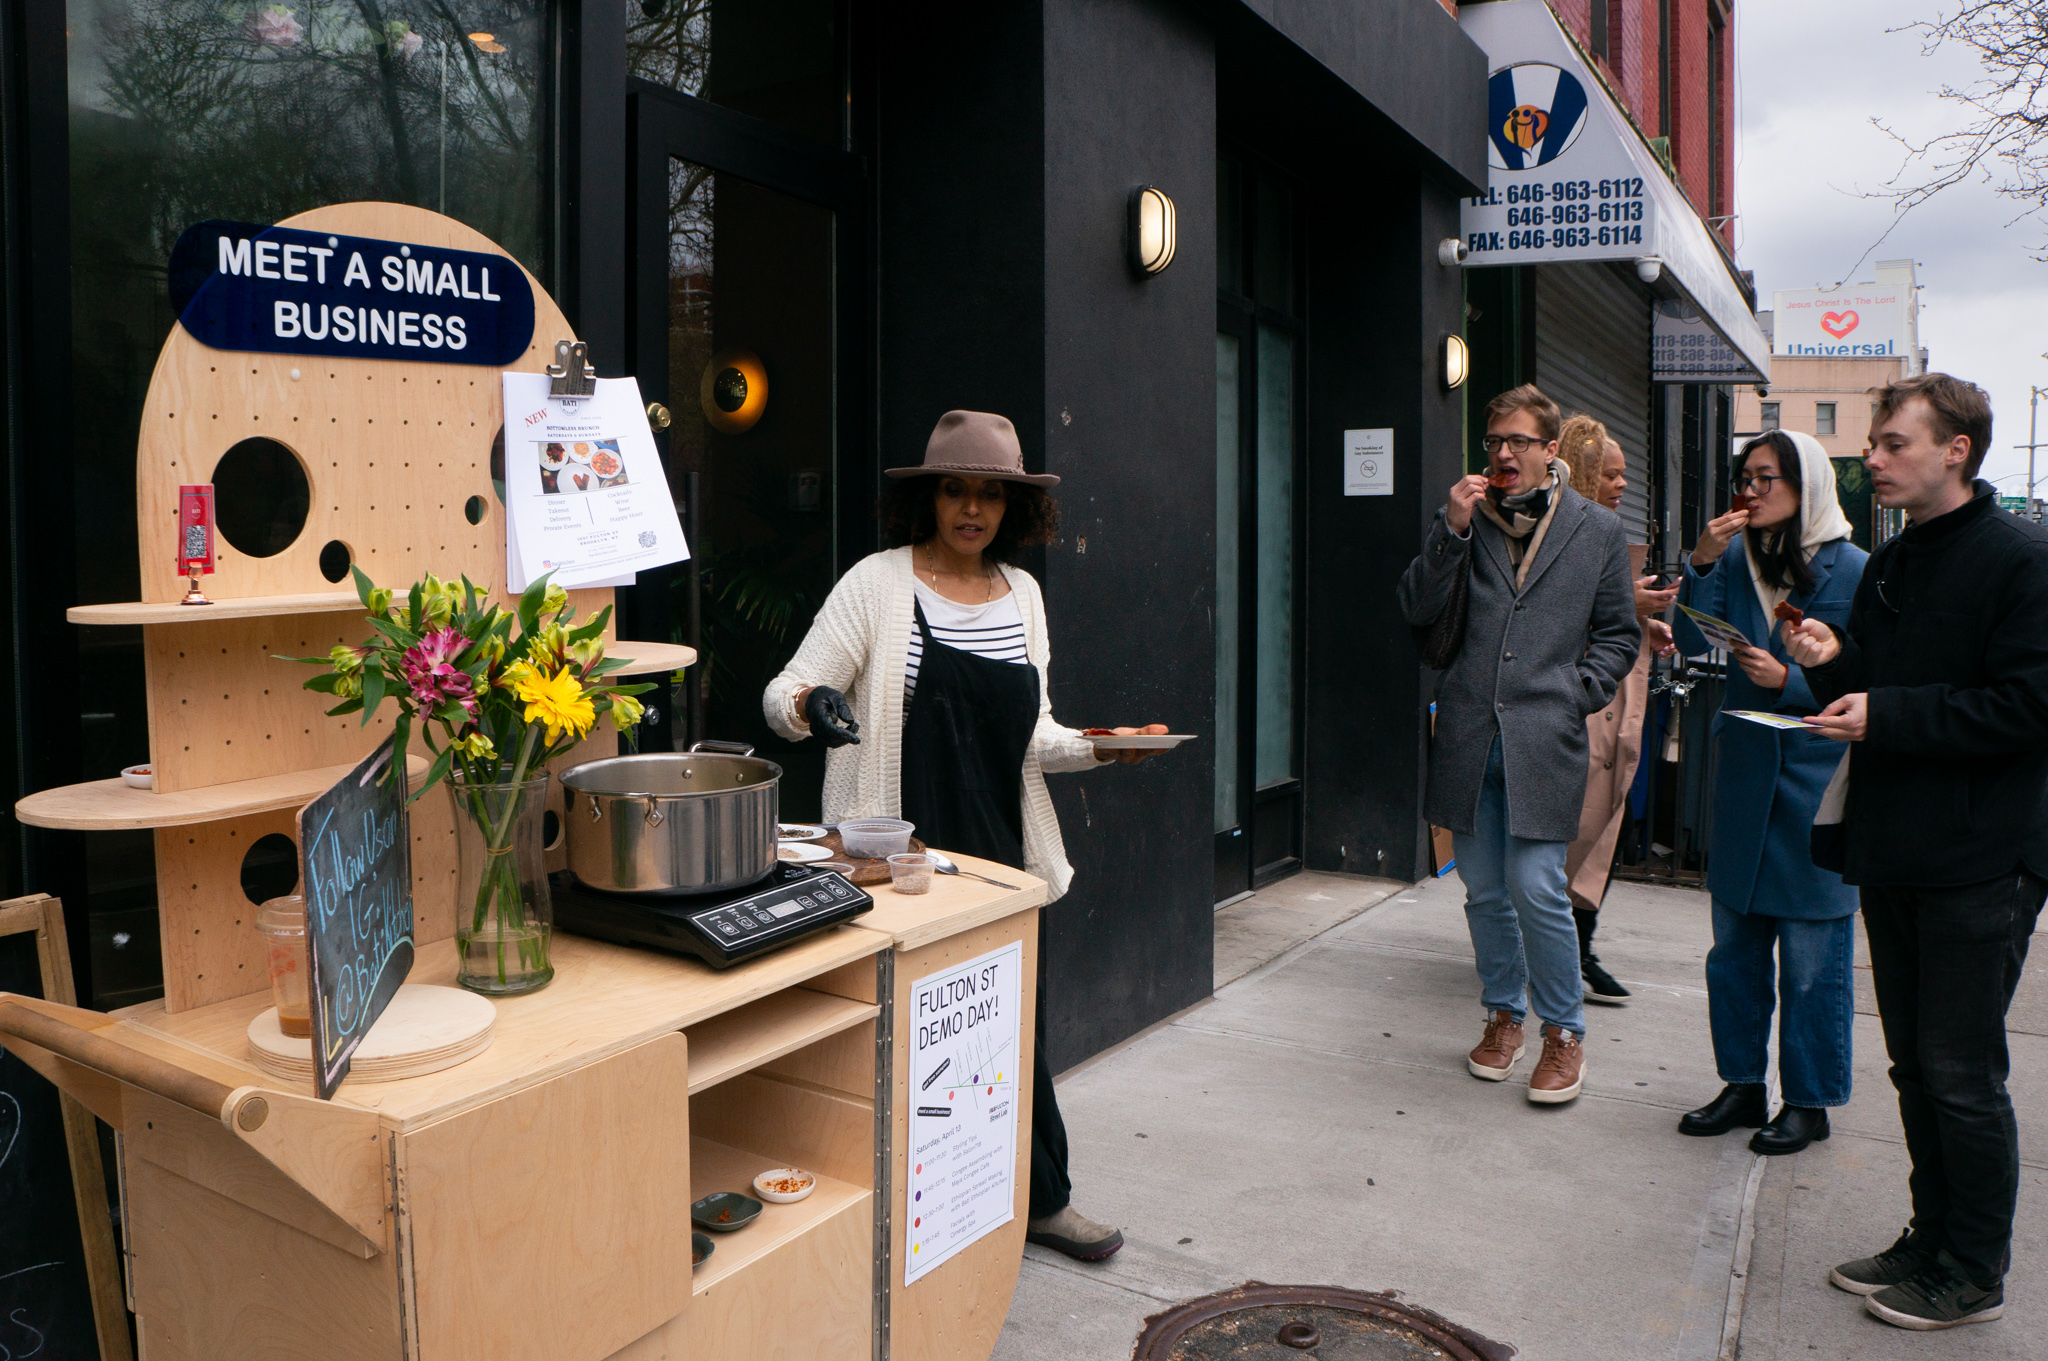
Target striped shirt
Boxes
[906,577,1029,698]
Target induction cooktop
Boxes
[550,863,874,969]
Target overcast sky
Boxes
[1736,0,2046,492]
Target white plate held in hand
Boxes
[1084,733,1196,750]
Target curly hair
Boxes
[880,475,1060,562]
[1557,415,1610,500]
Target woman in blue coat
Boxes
[1674,429,1867,1155]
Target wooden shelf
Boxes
[68,592,368,625]
[608,641,696,676]
[688,1136,870,1295]
[683,987,876,1095]
[15,756,428,831]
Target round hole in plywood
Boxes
[241,832,300,906]
[464,495,487,525]
[489,425,506,503]
[213,438,311,558]
[319,540,353,583]
[543,809,563,852]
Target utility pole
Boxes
[2021,385,2048,524]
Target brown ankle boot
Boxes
[1528,1024,1585,1104]
[1467,1009,1526,1081]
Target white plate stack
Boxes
[246,983,496,1085]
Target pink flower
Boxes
[253,6,302,46]
[400,627,479,719]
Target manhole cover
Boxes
[1134,1283,1515,1361]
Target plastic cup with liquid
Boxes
[887,853,935,895]
[256,894,311,1038]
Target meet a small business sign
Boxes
[168,218,535,365]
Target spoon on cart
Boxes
[923,849,1024,891]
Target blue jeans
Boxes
[1705,901,1854,1108]
[1452,735,1586,1037]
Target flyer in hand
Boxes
[1726,710,1813,731]
[1677,603,1752,653]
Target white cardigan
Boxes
[762,547,1102,901]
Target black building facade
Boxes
[2,0,1487,1069]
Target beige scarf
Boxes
[1476,459,1567,590]
[1741,430,1855,626]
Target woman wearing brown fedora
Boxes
[764,409,1166,1262]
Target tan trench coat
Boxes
[1565,543,1652,911]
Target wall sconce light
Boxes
[1128,186,1177,276]
[1442,334,1470,391]
[700,349,768,433]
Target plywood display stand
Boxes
[0,202,1045,1361]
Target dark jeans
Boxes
[1029,985,1071,1219]
[1861,870,2047,1286]
[1705,903,1855,1107]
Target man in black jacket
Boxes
[1785,373,2048,1331]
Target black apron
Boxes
[897,596,1074,1217]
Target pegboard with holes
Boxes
[30,203,634,1014]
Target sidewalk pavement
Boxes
[994,869,2048,1360]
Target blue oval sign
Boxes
[168,218,536,366]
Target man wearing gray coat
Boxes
[1398,384,1640,1104]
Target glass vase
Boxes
[449,771,555,996]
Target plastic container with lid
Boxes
[256,894,311,1038]
[840,817,914,859]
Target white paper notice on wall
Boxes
[501,371,690,590]
[904,940,1023,1287]
[1344,428,1394,496]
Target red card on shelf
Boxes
[178,484,215,575]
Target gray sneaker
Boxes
[1865,1251,2004,1330]
[1026,1205,1124,1261]
[1829,1227,1937,1296]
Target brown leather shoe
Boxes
[1528,1024,1585,1104]
[1467,1009,1526,1081]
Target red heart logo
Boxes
[1820,310,1859,339]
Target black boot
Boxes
[1678,1083,1769,1136]
[1751,1104,1830,1155]
[1575,906,1631,1004]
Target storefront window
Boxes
[1760,400,1780,431]
[64,0,554,1005]
[1816,401,1836,436]
[627,0,843,147]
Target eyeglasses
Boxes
[1732,473,1781,494]
[1480,434,1543,455]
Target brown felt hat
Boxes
[883,410,1060,488]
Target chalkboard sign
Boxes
[0,896,129,1361]
[300,737,414,1100]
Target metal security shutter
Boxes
[1534,262,1653,543]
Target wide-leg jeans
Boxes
[1860,869,2046,1287]
[1705,901,1854,1108]
[1452,735,1587,1037]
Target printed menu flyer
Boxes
[500,371,689,590]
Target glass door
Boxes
[627,75,864,820]
[1214,152,1304,901]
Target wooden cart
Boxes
[2,202,1041,1360]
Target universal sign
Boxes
[1771,284,1909,359]
[168,218,536,366]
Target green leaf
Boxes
[517,572,551,635]
[390,714,411,789]
[275,653,336,666]
[361,661,387,725]
[407,582,425,632]
[351,563,377,609]
[407,747,455,805]
[303,672,344,695]
[367,614,421,651]
[567,604,614,643]
[325,697,365,717]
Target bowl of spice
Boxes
[753,1168,817,1204]
[692,1232,714,1267]
[691,1191,762,1233]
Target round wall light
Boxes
[1128,185,1177,276]
[1442,334,1470,391]
[700,349,768,434]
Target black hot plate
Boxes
[551,863,873,969]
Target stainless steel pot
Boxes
[561,743,781,896]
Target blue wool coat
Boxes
[1676,537,1867,920]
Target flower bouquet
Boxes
[289,568,652,994]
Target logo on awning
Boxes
[1488,63,1590,171]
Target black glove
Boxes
[804,685,861,747]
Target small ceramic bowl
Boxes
[121,764,154,790]
[778,823,828,841]
[691,1191,762,1233]
[776,842,833,864]
[753,1168,817,1204]
[692,1232,714,1267]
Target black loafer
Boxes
[1751,1104,1829,1155]
[1678,1083,1769,1137]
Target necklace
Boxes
[922,545,995,603]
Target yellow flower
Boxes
[334,672,362,699]
[366,586,393,616]
[421,573,455,628]
[542,582,569,618]
[496,659,537,691]
[329,644,365,674]
[608,693,645,732]
[453,731,497,762]
[516,666,596,744]
[570,637,605,671]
